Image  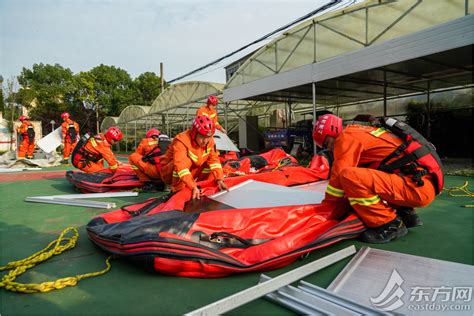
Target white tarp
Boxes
[0,150,61,169]
[36,127,62,153]
[213,130,239,152]
[209,180,325,208]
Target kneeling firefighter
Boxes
[160,115,228,199]
[128,128,170,191]
[314,114,443,243]
[71,127,122,173]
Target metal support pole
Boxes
[185,246,356,316]
[160,62,164,92]
[426,81,431,139]
[383,70,387,117]
[162,114,166,133]
[134,121,137,149]
[225,102,229,131]
[125,123,128,153]
[287,101,292,127]
[312,82,317,155]
[185,104,189,132]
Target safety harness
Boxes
[67,122,77,140]
[71,133,102,169]
[142,139,170,165]
[20,123,35,144]
[372,117,444,194]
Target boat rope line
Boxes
[0,227,112,293]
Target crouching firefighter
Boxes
[71,127,122,173]
[17,115,35,159]
[160,115,228,199]
[60,112,80,164]
[313,114,443,243]
[128,128,170,192]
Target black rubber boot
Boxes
[359,217,408,244]
[396,207,423,228]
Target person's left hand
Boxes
[216,180,228,192]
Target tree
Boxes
[16,63,75,134]
[133,72,163,105]
[88,64,136,117]
[71,65,135,132]
[3,77,19,150]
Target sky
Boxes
[0,0,350,85]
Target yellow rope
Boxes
[0,227,112,293]
[444,181,474,197]
[443,181,474,208]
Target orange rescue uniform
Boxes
[61,118,80,160]
[128,137,162,182]
[77,133,119,173]
[160,130,224,192]
[17,120,35,159]
[323,125,436,227]
[196,105,223,131]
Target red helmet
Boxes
[191,115,215,139]
[61,112,70,120]
[19,115,27,122]
[146,128,161,138]
[207,95,218,106]
[313,114,343,147]
[105,127,123,143]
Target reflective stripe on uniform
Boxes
[209,163,222,170]
[172,171,179,177]
[148,140,158,145]
[348,195,381,206]
[90,138,98,147]
[109,164,119,170]
[370,127,387,137]
[202,112,209,117]
[178,168,191,178]
[209,113,216,118]
[201,168,211,174]
[325,184,344,197]
[131,165,139,170]
[202,147,211,157]
[188,150,198,162]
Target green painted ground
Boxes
[0,172,472,315]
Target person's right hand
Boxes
[192,187,201,200]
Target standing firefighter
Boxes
[314,114,443,243]
[129,128,168,191]
[60,112,80,164]
[160,116,228,199]
[71,127,122,173]
[17,115,35,159]
[196,95,226,133]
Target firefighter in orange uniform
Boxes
[129,128,165,191]
[60,112,80,164]
[160,115,228,199]
[314,114,443,243]
[17,115,35,159]
[196,95,226,133]
[71,127,122,173]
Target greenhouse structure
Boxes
[104,0,473,153]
